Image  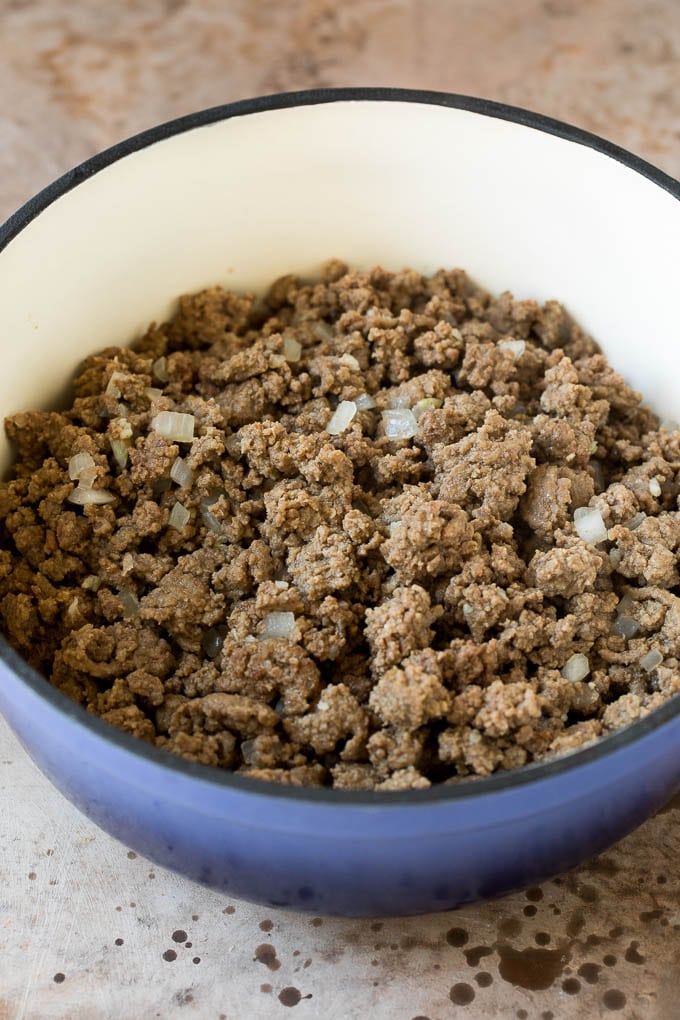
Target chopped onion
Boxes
[616,594,634,616]
[145,387,163,401]
[326,401,357,435]
[283,337,302,362]
[313,321,333,341]
[81,575,101,592]
[413,397,443,420]
[640,648,663,672]
[562,653,590,682]
[169,501,190,531]
[68,452,95,481]
[625,512,646,531]
[574,506,608,544]
[118,590,139,618]
[110,439,129,469]
[121,553,134,576]
[67,486,115,506]
[274,580,289,590]
[498,339,526,359]
[649,478,662,497]
[77,466,99,489]
[152,356,169,382]
[612,616,640,639]
[388,521,402,534]
[387,393,411,409]
[170,457,193,488]
[262,611,295,640]
[200,505,221,533]
[382,408,418,440]
[610,548,623,568]
[354,393,376,411]
[151,411,195,443]
[105,371,126,397]
[270,353,287,368]
[202,628,225,659]
[338,353,360,370]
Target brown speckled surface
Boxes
[1,2,680,1017]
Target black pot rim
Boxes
[2,86,679,807]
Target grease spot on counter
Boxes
[603,954,617,967]
[516,1011,528,1020]
[255,944,281,971]
[261,984,272,994]
[541,1012,554,1020]
[449,982,475,1005]
[162,950,177,962]
[464,946,493,967]
[28,872,36,880]
[371,922,383,932]
[525,887,543,902]
[499,918,522,938]
[127,851,137,860]
[475,971,493,987]
[192,914,199,921]
[566,911,585,937]
[602,989,627,1011]
[114,938,124,947]
[310,917,323,928]
[223,906,235,915]
[523,905,537,917]
[259,920,274,933]
[192,957,200,964]
[562,977,581,994]
[172,930,187,943]
[535,932,551,946]
[446,926,469,947]
[624,941,645,964]
[53,973,65,983]
[577,962,601,984]
[609,926,624,939]
[497,945,570,990]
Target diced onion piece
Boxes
[326,401,357,435]
[105,371,126,397]
[169,501,190,531]
[261,611,295,640]
[200,506,221,533]
[338,353,360,370]
[77,466,99,489]
[283,337,302,362]
[625,512,646,531]
[314,321,334,341]
[118,590,139,618]
[274,580,289,590]
[616,594,634,616]
[574,506,608,544]
[388,521,402,534]
[498,339,526,359]
[170,457,193,488]
[202,628,225,659]
[354,393,376,411]
[151,411,195,443]
[612,615,640,639]
[145,387,163,401]
[388,393,411,409]
[562,653,590,682]
[610,548,623,568]
[382,408,418,440]
[110,438,129,469]
[81,575,101,592]
[121,553,134,576]
[649,478,662,497]
[67,486,115,506]
[640,648,663,672]
[413,397,443,420]
[270,353,287,368]
[152,356,169,382]
[68,452,95,481]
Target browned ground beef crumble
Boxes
[2,260,680,790]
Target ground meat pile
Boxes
[2,261,680,790]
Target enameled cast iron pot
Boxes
[1,89,679,916]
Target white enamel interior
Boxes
[0,99,678,470]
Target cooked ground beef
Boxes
[2,261,679,789]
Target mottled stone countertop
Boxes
[1,2,680,1018]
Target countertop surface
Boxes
[1,2,680,1018]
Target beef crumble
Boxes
[2,261,679,789]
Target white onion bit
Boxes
[649,478,662,497]
[498,339,526,359]
[68,452,95,481]
[382,408,418,440]
[610,548,623,568]
[202,628,225,659]
[77,466,99,489]
[261,611,295,640]
[152,356,169,382]
[169,501,190,531]
[145,387,163,401]
[326,401,357,435]
[616,594,634,617]
[118,590,139,618]
[354,393,377,411]
[81,575,101,592]
[67,486,115,506]
[170,457,193,488]
[283,337,302,362]
[625,512,646,531]
[413,397,443,420]
[640,648,663,672]
[612,616,640,639]
[574,506,608,544]
[338,353,360,370]
[105,371,126,398]
[387,393,411,409]
[110,439,129,469]
[151,411,195,443]
[562,653,590,682]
